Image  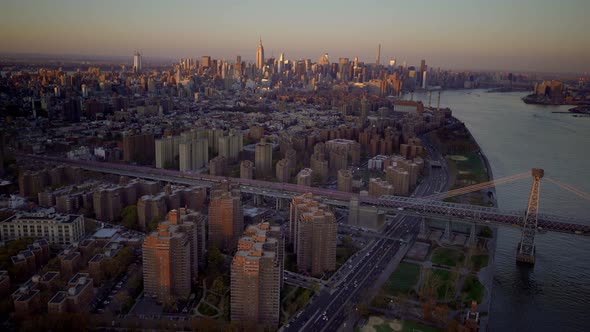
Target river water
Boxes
[411,90,590,332]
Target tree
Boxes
[146,216,160,232]
[342,235,354,249]
[371,294,388,308]
[212,277,225,295]
[422,300,434,321]
[114,290,131,313]
[312,173,324,185]
[421,271,442,300]
[357,304,370,318]
[311,282,321,293]
[207,246,224,268]
[121,205,138,230]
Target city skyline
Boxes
[1,0,589,73]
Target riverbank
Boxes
[405,89,590,332]
[428,116,498,331]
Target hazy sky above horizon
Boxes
[1,0,588,73]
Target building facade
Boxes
[142,222,191,303]
[230,222,282,326]
[289,193,336,276]
[0,212,84,246]
[208,183,243,251]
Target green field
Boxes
[462,276,485,305]
[197,302,218,316]
[364,317,442,332]
[281,285,312,321]
[383,262,421,296]
[402,321,442,332]
[431,248,465,267]
[470,254,490,271]
[420,268,458,301]
[375,322,394,332]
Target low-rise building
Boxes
[0,212,85,246]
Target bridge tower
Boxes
[516,168,544,264]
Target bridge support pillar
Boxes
[419,218,429,239]
[275,198,284,210]
[516,241,536,265]
[253,194,263,206]
[443,220,452,243]
[468,224,477,247]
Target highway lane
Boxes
[283,142,450,332]
[284,217,414,332]
[19,153,589,234]
[316,219,418,332]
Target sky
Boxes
[1,0,589,73]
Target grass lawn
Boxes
[402,320,442,332]
[205,293,221,306]
[433,269,455,301]
[470,254,490,271]
[383,262,421,296]
[457,152,488,183]
[197,302,218,316]
[462,276,485,305]
[431,248,465,267]
[420,269,457,301]
[375,322,394,332]
[281,286,312,322]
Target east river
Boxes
[411,89,590,331]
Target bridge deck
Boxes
[17,153,590,236]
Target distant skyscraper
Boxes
[201,56,212,68]
[318,53,330,66]
[255,138,273,179]
[133,51,142,73]
[419,59,427,86]
[277,53,284,73]
[376,44,381,66]
[256,38,265,71]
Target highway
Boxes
[282,144,449,331]
[16,153,590,236]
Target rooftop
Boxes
[89,254,104,263]
[92,228,118,239]
[49,291,67,304]
[41,271,59,282]
[1,212,82,224]
[16,289,39,302]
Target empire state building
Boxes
[256,38,264,72]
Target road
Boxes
[17,153,589,235]
[282,146,449,331]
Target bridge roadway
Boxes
[18,153,590,236]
